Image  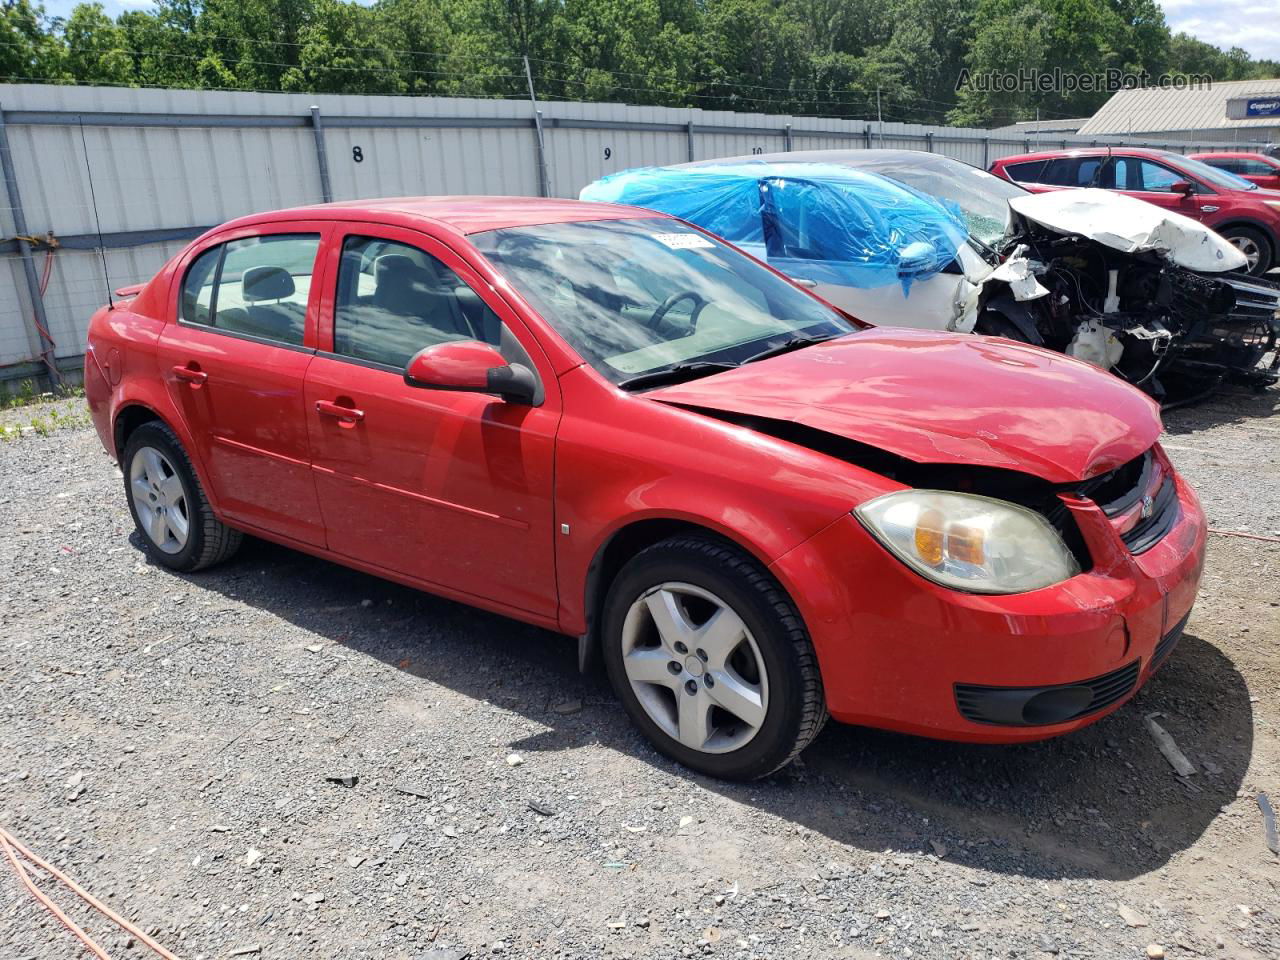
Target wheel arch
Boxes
[1214,217,1276,256]
[576,515,788,672]
[111,396,223,516]
[113,401,165,460]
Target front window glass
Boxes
[1137,160,1184,192]
[471,217,854,384]
[1237,158,1275,175]
[333,236,503,369]
[1203,157,1245,174]
[1160,152,1257,190]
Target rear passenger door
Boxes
[303,225,559,618]
[159,223,332,546]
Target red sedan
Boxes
[989,147,1280,274]
[84,197,1206,780]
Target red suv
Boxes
[1189,152,1280,191]
[990,148,1280,275]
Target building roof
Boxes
[1077,79,1280,137]
[990,118,1088,135]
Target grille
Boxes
[1077,451,1149,512]
[1076,450,1179,555]
[955,660,1141,726]
[1121,475,1180,554]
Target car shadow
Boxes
[1162,382,1277,433]
[171,535,1253,883]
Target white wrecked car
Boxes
[583,149,1280,402]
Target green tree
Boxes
[64,2,133,85]
[282,0,393,93]
[370,0,452,95]
[1,0,66,82]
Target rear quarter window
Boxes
[181,247,220,326]
[1001,160,1049,183]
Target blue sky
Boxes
[34,0,1280,65]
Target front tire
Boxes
[1221,225,1273,275]
[602,536,826,780]
[122,421,241,572]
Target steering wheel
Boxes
[647,291,707,333]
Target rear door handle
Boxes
[172,364,207,385]
[315,399,365,423]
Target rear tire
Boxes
[122,421,241,572]
[601,535,826,780]
[1221,225,1273,275]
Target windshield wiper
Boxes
[742,333,842,365]
[618,361,739,391]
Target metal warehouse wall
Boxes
[0,83,1243,384]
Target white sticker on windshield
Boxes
[652,232,715,250]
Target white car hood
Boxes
[1007,188,1248,273]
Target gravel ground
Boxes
[1,388,1277,960]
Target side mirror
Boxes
[1171,179,1195,196]
[897,239,939,278]
[404,340,537,404]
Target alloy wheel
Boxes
[620,581,769,754]
[1228,235,1262,272]
[130,445,190,554]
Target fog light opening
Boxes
[1021,686,1093,725]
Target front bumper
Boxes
[769,467,1206,743]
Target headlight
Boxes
[854,490,1080,594]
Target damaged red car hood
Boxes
[646,329,1161,484]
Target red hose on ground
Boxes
[1207,528,1280,544]
[0,829,111,960]
[0,825,184,960]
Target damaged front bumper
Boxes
[769,448,1207,743]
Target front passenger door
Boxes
[304,227,559,619]
[1106,157,1203,217]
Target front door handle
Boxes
[315,399,365,423]
[172,364,207,385]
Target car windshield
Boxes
[1164,152,1258,191]
[471,217,856,385]
[823,153,1027,247]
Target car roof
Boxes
[681,147,938,167]
[219,196,662,236]
[1188,151,1279,161]
[994,147,1178,163]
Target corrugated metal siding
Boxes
[1079,80,1280,137]
[0,260,34,367]
[0,83,1244,373]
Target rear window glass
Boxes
[179,234,320,347]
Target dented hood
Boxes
[1007,188,1248,272]
[647,329,1161,484]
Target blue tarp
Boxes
[580,162,969,293]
